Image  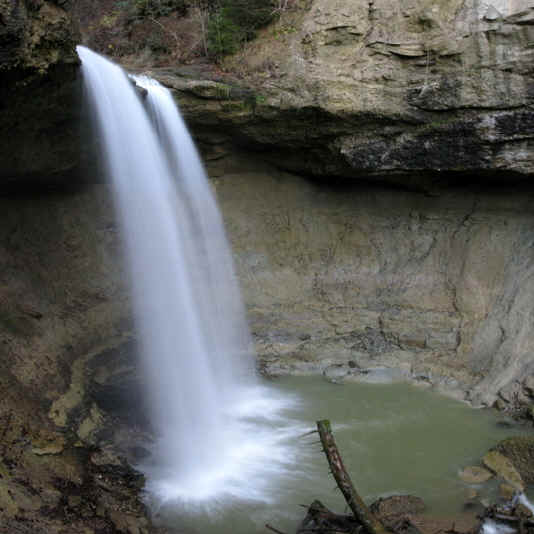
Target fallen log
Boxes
[297,499,359,534]
[316,420,388,534]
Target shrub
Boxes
[207,0,276,59]
[116,0,188,20]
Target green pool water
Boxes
[152,376,531,534]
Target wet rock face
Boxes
[370,495,426,523]
[0,186,159,533]
[482,450,525,490]
[211,160,534,405]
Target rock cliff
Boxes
[0,0,82,187]
[1,1,534,531]
[152,0,534,407]
[0,5,158,531]
[0,187,161,532]
[209,157,534,409]
[166,0,534,188]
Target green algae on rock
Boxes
[458,466,494,485]
[482,450,524,491]
[494,436,534,484]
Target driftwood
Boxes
[316,420,388,534]
[269,420,425,534]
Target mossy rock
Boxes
[459,465,494,484]
[494,437,534,484]
[483,450,524,491]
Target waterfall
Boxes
[481,494,534,534]
[77,46,296,508]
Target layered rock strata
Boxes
[209,159,534,407]
[161,0,534,189]
[0,0,82,187]
[0,187,157,532]
[2,1,534,530]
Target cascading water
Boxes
[77,46,299,509]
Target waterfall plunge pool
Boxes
[147,376,530,534]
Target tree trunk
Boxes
[316,419,388,534]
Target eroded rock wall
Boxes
[209,157,534,407]
[168,0,534,188]
[0,164,533,531]
[0,186,159,533]
[0,0,83,187]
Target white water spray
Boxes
[77,46,298,507]
[481,494,534,534]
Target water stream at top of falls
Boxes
[77,46,299,507]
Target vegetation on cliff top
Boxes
[75,0,295,64]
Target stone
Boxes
[523,376,534,396]
[499,382,521,403]
[482,450,525,491]
[484,6,502,21]
[0,0,83,188]
[517,390,532,407]
[219,167,534,408]
[515,503,533,519]
[31,435,66,456]
[466,488,478,500]
[90,447,123,467]
[68,495,82,508]
[77,404,105,444]
[370,495,426,521]
[499,483,516,500]
[323,363,351,384]
[458,466,494,484]
[494,399,508,411]
[494,437,534,484]
[348,367,410,384]
[163,0,534,190]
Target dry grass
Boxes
[222,4,304,83]
[73,0,306,74]
[74,0,209,66]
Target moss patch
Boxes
[495,437,534,484]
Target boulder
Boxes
[523,376,534,396]
[482,450,525,491]
[494,437,534,484]
[0,0,83,189]
[458,466,494,485]
[370,495,426,523]
[323,363,352,384]
[499,483,516,501]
